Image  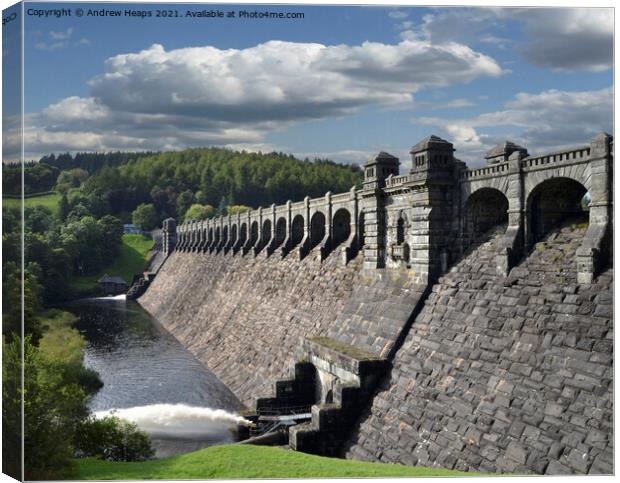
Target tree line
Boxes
[2,145,363,478]
[68,148,363,228]
[2,151,155,195]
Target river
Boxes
[66,296,246,457]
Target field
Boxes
[70,234,154,292]
[70,444,474,480]
[2,192,61,216]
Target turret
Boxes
[485,141,528,165]
[162,218,177,255]
[409,135,455,173]
[363,152,400,189]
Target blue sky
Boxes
[2,1,614,168]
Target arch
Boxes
[209,227,214,244]
[463,176,509,206]
[463,188,509,245]
[526,177,588,244]
[249,221,259,247]
[230,224,238,244]
[222,225,229,244]
[199,227,207,251]
[332,208,351,248]
[238,223,248,245]
[524,164,590,203]
[261,219,272,246]
[310,211,326,250]
[291,215,305,247]
[214,226,221,246]
[274,217,287,248]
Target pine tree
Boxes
[217,195,228,216]
[59,192,70,222]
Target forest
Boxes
[2,147,363,478]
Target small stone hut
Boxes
[97,274,128,295]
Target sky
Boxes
[1,1,615,169]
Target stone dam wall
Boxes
[344,224,613,475]
[139,247,425,407]
[137,133,612,474]
[139,222,612,475]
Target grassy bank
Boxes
[2,192,61,216]
[38,309,103,393]
[70,234,153,293]
[38,310,83,365]
[71,444,474,480]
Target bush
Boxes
[72,366,104,395]
[6,336,89,479]
[184,203,216,221]
[75,416,155,462]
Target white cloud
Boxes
[49,27,73,40]
[422,98,477,110]
[509,8,613,72]
[20,39,502,160]
[33,26,90,51]
[402,7,612,72]
[413,87,613,165]
[88,41,502,121]
[388,10,409,20]
[35,41,69,51]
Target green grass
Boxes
[38,310,83,365]
[70,234,154,292]
[70,444,475,480]
[2,192,61,216]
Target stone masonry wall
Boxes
[139,248,425,406]
[345,223,613,475]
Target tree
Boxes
[60,216,106,274]
[59,192,70,222]
[228,205,252,215]
[132,203,158,231]
[74,416,154,461]
[176,190,196,219]
[99,215,124,265]
[66,204,92,222]
[3,264,44,345]
[217,195,228,216]
[184,204,216,222]
[56,168,89,193]
[2,336,23,480]
[25,206,54,233]
[2,336,89,479]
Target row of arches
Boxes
[175,207,363,261]
[462,177,590,252]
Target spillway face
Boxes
[139,246,423,407]
[345,223,613,475]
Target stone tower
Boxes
[409,135,459,278]
[361,152,400,269]
[162,217,177,255]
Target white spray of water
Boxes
[101,294,127,301]
[94,403,251,440]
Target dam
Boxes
[137,133,613,475]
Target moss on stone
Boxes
[308,336,380,361]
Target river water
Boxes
[66,297,246,457]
